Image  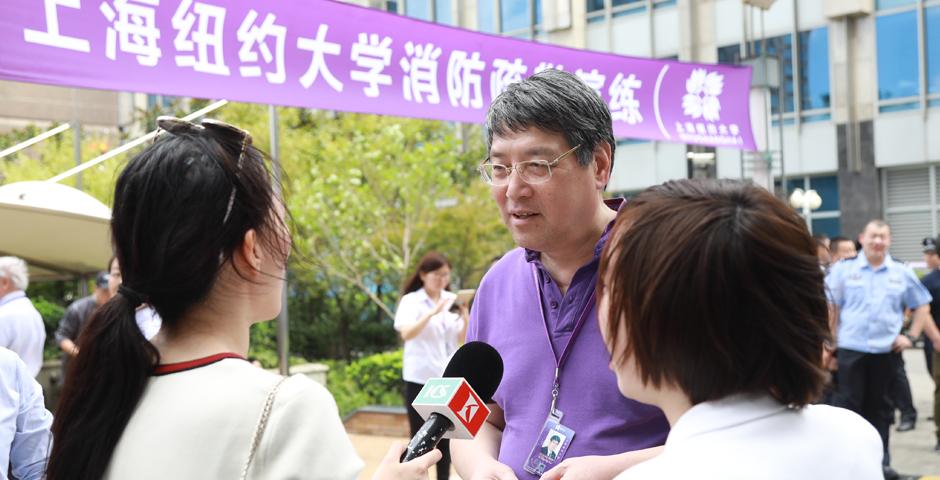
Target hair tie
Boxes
[118,285,146,308]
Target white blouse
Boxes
[394,288,462,384]
[105,358,363,480]
[615,394,882,480]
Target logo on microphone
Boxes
[457,394,479,424]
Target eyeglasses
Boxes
[477,144,581,186]
[153,116,252,224]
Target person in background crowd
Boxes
[830,236,858,263]
[826,219,940,479]
[108,257,161,340]
[45,116,439,480]
[451,70,669,480]
[56,270,112,377]
[395,251,469,480]
[919,236,940,452]
[0,346,53,479]
[0,256,46,377]
[598,179,882,479]
[817,238,832,273]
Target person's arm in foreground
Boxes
[9,354,53,480]
[451,402,518,480]
[539,447,664,480]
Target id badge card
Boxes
[523,410,576,476]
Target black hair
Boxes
[400,252,451,298]
[47,120,289,480]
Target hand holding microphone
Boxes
[400,341,504,463]
[372,442,442,480]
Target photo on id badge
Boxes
[524,417,575,475]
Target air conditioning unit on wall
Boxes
[742,0,778,10]
[823,0,874,18]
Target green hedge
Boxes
[32,296,65,360]
[326,350,403,417]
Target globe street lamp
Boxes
[789,188,822,230]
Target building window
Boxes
[436,0,454,24]
[799,27,831,115]
[928,6,940,96]
[717,44,742,65]
[877,0,918,9]
[876,10,919,108]
[406,0,430,19]
[873,0,940,113]
[478,0,496,32]
[585,0,674,25]
[401,0,453,24]
[501,0,540,33]
[477,0,542,37]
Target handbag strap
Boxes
[240,375,289,480]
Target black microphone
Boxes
[400,341,503,462]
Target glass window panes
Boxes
[928,6,940,94]
[502,0,531,32]
[811,217,841,239]
[876,11,920,100]
[478,0,496,32]
[809,175,839,212]
[753,34,795,114]
[436,0,453,24]
[799,27,830,111]
[717,44,742,64]
[386,0,398,12]
[406,0,430,19]
[587,0,605,12]
[613,0,643,6]
[876,0,917,10]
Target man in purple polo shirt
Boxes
[451,70,669,480]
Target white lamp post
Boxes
[789,188,822,230]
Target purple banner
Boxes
[1,0,757,150]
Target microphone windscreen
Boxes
[443,341,503,403]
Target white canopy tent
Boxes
[0,181,111,281]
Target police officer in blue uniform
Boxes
[826,220,940,479]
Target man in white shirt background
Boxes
[0,257,46,377]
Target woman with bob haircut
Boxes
[46,117,440,480]
[597,179,882,479]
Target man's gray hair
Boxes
[485,69,616,169]
[0,256,29,291]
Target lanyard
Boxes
[531,264,597,416]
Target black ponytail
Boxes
[47,119,288,480]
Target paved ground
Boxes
[891,348,940,479]
[349,348,940,479]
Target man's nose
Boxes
[504,168,531,200]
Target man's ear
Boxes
[592,142,613,190]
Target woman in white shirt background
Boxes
[395,252,469,480]
[583,179,883,480]
[45,117,440,480]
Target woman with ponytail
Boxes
[46,117,440,480]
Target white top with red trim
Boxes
[104,355,363,480]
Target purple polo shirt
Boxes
[467,199,669,478]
